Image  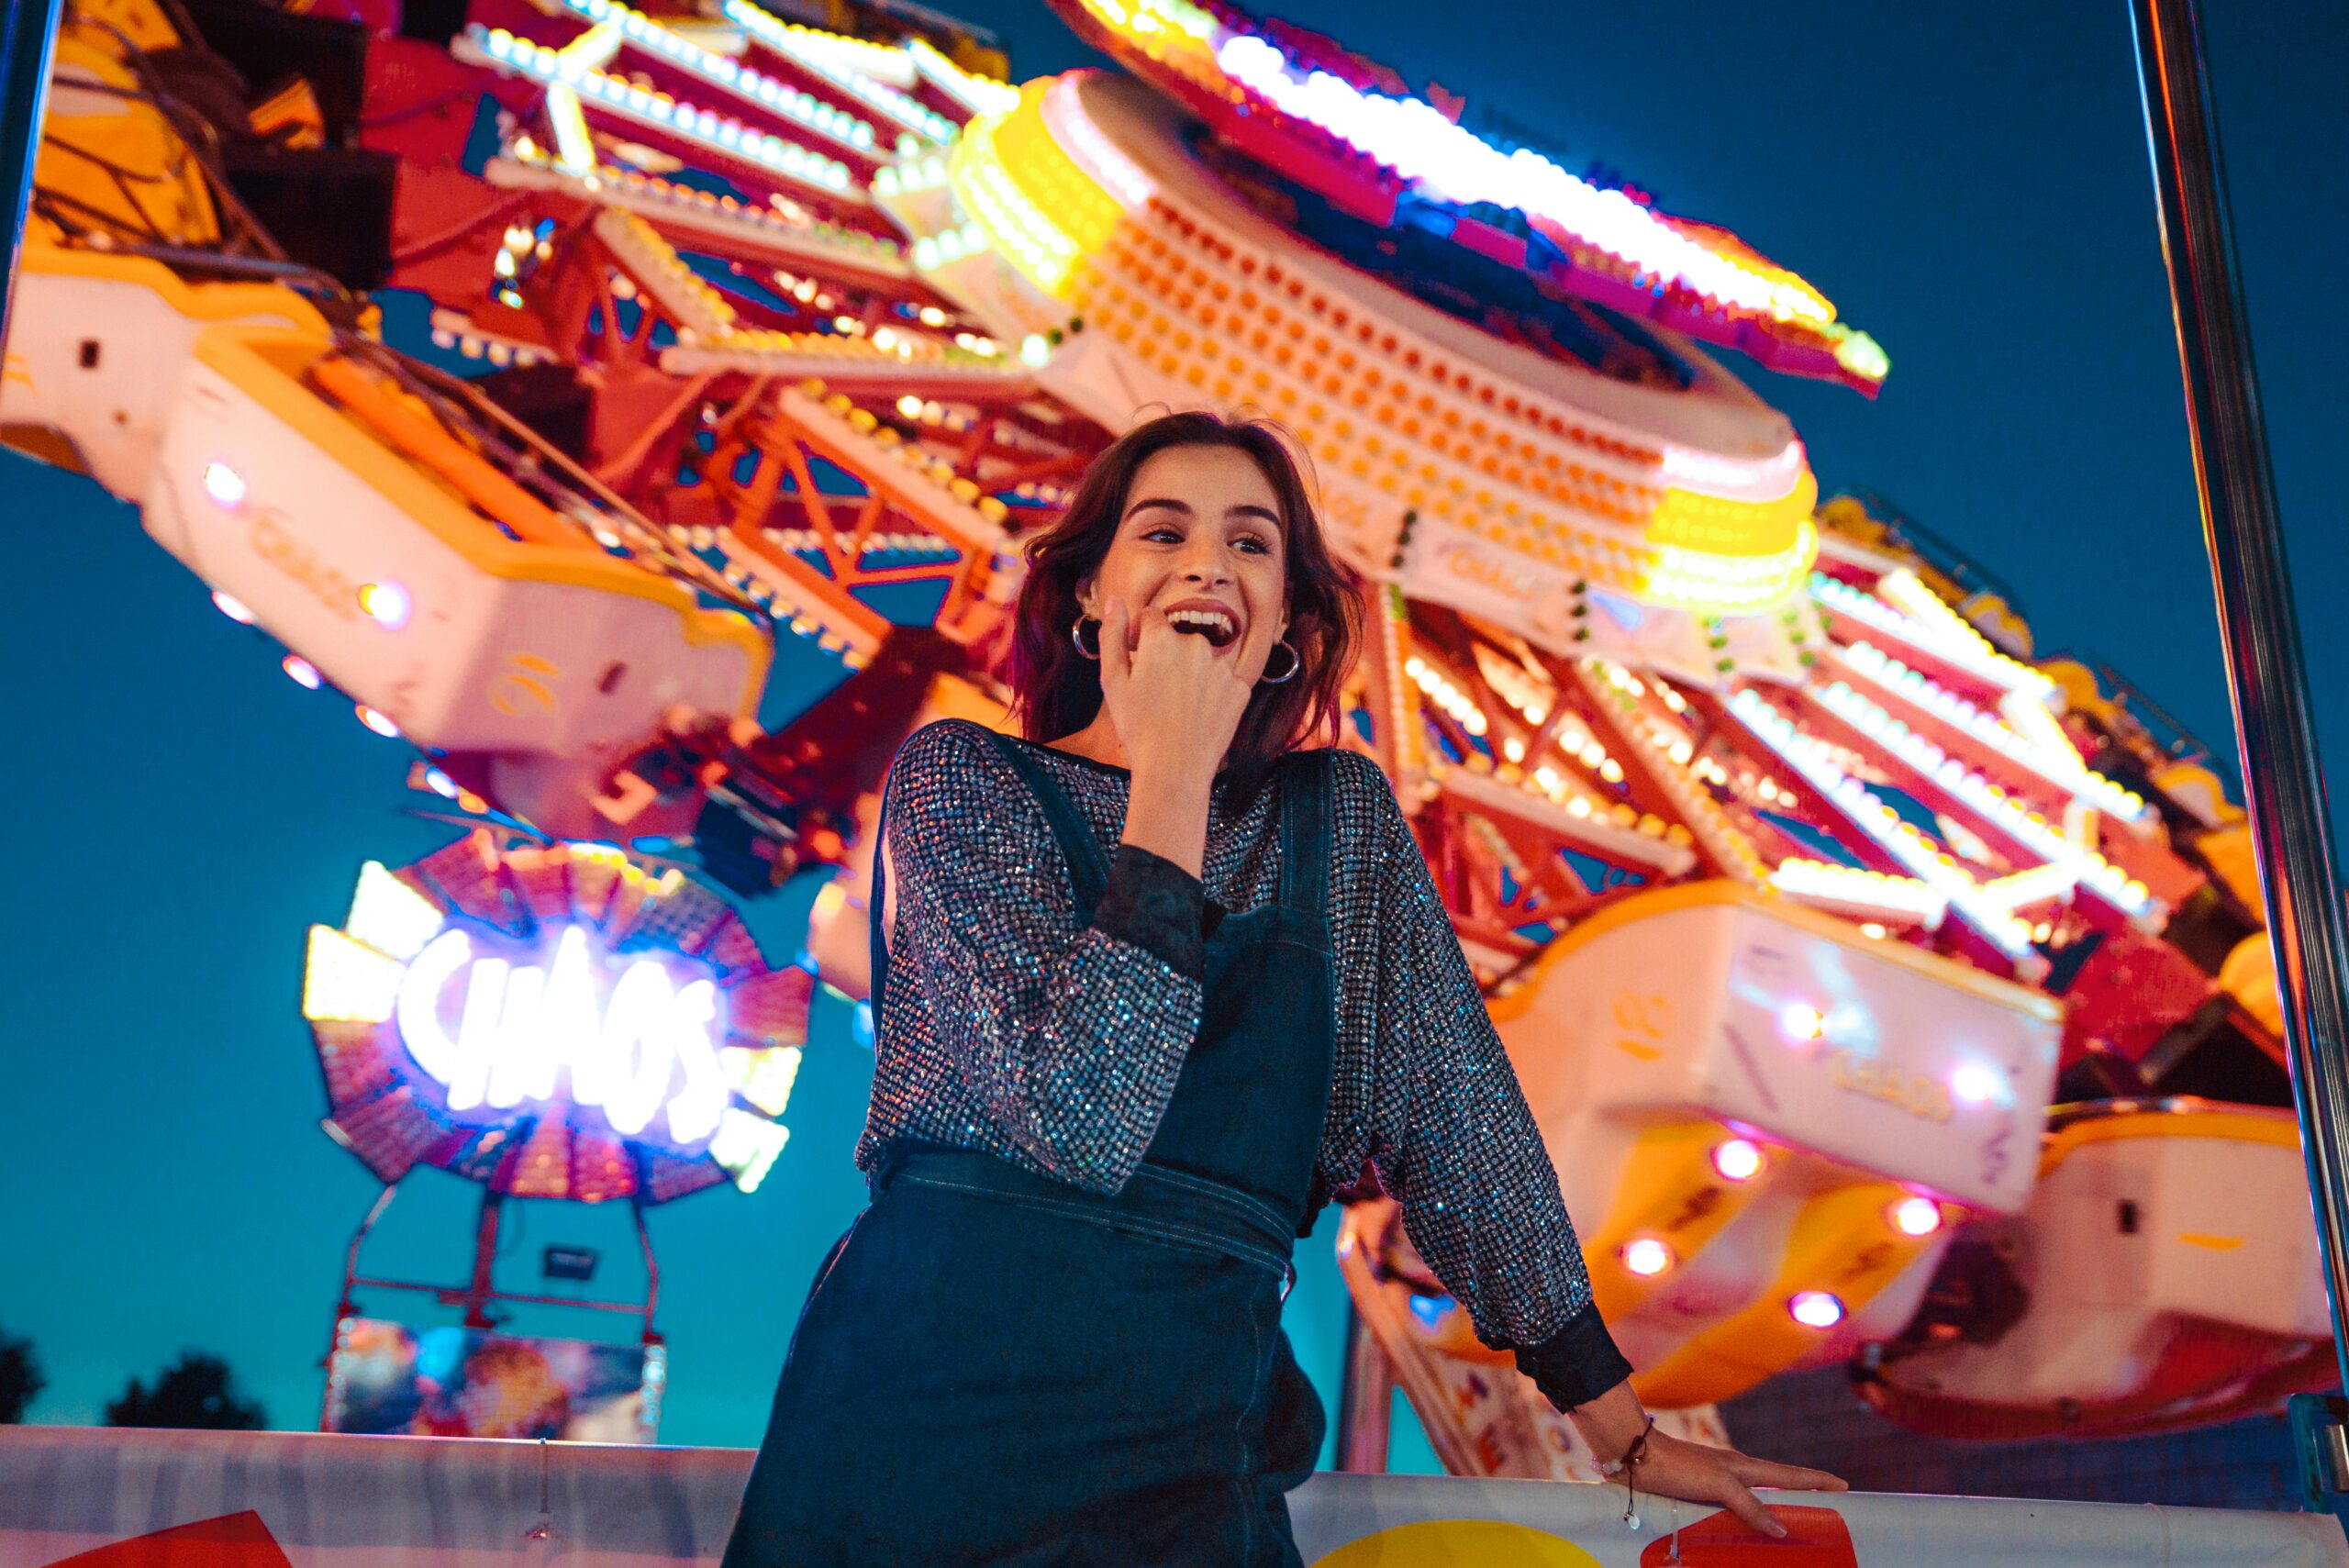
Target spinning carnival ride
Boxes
[1,0,2326,1468]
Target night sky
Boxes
[5,0,2345,1471]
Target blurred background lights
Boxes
[1789,1290,1846,1329]
[1950,1061,2007,1106]
[1777,1001,1827,1042]
[282,654,321,689]
[1621,1238,1674,1277]
[201,461,248,507]
[211,589,254,624]
[356,704,402,738]
[359,581,412,628]
[1891,1195,1943,1237]
[1711,1138,1765,1183]
[423,767,460,799]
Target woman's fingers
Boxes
[1714,1480,1789,1539]
[1730,1453,1849,1493]
[1097,597,1130,717]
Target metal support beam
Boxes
[2131,0,2349,1389]
[0,0,61,357]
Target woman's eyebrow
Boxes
[1123,497,1280,527]
[1123,496,1191,518]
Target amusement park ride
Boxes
[1,0,2331,1466]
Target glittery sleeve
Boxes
[1341,752,1631,1406]
[874,719,1203,1195]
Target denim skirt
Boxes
[719,1146,1327,1567]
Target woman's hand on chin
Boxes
[1097,595,1255,785]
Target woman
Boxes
[722,411,1844,1566]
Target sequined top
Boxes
[858,717,1633,1410]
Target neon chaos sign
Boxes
[304,835,811,1205]
[395,926,729,1148]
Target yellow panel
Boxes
[1581,1120,1774,1322]
[1631,1179,1939,1408]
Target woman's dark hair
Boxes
[1004,410,1364,808]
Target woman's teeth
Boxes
[1168,609,1239,647]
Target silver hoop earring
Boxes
[1070,614,1103,661]
[1258,639,1300,684]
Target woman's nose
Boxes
[1179,544,1237,585]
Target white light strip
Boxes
[1728,688,2038,958]
[1808,677,2153,917]
[1041,75,1157,209]
[1212,32,1834,329]
[487,149,908,276]
[1428,758,1695,877]
[546,83,596,173]
[1836,641,2149,824]
[1574,658,1768,887]
[553,0,880,155]
[458,27,859,199]
[722,0,957,144]
[1809,572,2053,697]
[593,209,737,339]
[1980,862,2085,914]
[1875,570,2059,698]
[1767,858,1949,927]
[909,37,1020,117]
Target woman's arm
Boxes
[878,719,1207,1193]
[1342,753,1632,1406]
[1341,754,1844,1528]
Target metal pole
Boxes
[2130,0,2349,1387]
[0,0,62,354]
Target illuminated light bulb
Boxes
[359,582,412,629]
[896,393,924,417]
[283,655,322,690]
[1620,1238,1673,1277]
[1950,1062,2005,1106]
[1710,1139,1764,1183]
[1891,1196,1943,1237]
[357,705,402,739]
[202,461,249,508]
[1788,1291,1845,1329]
[1777,1002,1827,1042]
[424,768,461,799]
[212,590,255,624]
[1861,922,1888,939]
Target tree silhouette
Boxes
[105,1351,266,1430]
[0,1324,41,1423]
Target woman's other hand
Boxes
[1626,1429,1848,1538]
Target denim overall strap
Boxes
[982,730,1114,911]
[1276,751,1332,923]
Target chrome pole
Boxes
[0,0,62,354]
[2131,0,2349,1385]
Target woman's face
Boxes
[1075,443,1291,669]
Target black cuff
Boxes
[1094,843,1208,980]
[1514,1303,1636,1412]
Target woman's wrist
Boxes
[1565,1378,1653,1465]
[1121,763,1213,878]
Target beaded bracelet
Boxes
[1595,1413,1658,1528]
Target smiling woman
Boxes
[1003,410,1365,814]
[717,409,1844,1567]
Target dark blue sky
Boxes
[4,0,2344,1462]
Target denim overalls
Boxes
[721,739,1338,1567]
